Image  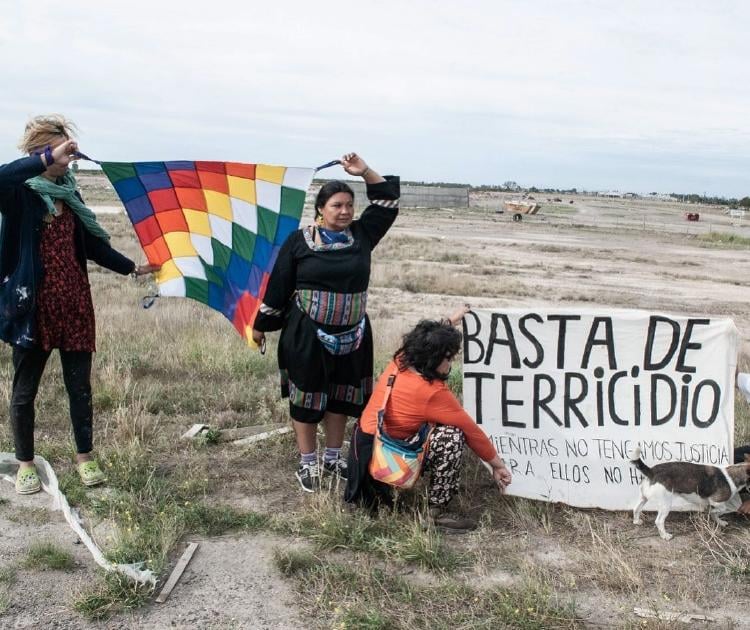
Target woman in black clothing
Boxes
[0,115,157,494]
[252,152,399,492]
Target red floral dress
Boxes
[35,205,96,352]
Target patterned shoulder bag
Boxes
[369,373,433,489]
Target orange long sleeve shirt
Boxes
[360,360,498,462]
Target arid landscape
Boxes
[1,175,749,628]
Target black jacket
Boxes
[0,155,135,346]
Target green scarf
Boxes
[25,171,110,242]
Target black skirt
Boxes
[278,307,374,423]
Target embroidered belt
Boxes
[296,289,367,326]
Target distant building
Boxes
[647,192,673,201]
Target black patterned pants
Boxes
[424,425,466,508]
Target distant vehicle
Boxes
[503,200,541,222]
[684,212,700,222]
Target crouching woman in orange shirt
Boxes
[344,307,511,529]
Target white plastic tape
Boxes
[0,453,155,585]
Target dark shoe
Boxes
[429,507,476,533]
[295,461,321,493]
[322,457,348,480]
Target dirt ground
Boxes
[2,187,750,628]
[0,479,304,629]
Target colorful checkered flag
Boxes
[100,160,315,345]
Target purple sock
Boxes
[300,451,317,466]
[324,447,341,463]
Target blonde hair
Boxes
[18,114,77,154]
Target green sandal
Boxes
[16,466,42,495]
[78,461,107,487]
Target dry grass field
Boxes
[1,177,749,628]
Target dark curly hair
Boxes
[394,319,461,382]
[314,180,355,220]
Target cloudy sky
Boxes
[1,1,748,196]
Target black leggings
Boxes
[10,346,93,462]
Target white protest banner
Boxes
[462,308,738,510]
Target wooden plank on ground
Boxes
[231,426,292,446]
[181,424,208,440]
[155,542,199,603]
[218,423,287,442]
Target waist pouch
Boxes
[315,317,366,356]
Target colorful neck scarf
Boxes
[25,171,110,241]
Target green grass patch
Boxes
[192,426,222,448]
[339,608,393,629]
[275,497,464,573]
[274,552,580,629]
[35,441,76,466]
[0,565,16,616]
[58,469,90,507]
[0,558,15,616]
[273,548,318,577]
[0,442,12,459]
[182,503,268,536]
[85,447,259,570]
[68,442,269,619]
[24,541,75,571]
[697,231,750,248]
[0,567,15,585]
[93,384,128,412]
[728,562,750,578]
[74,572,152,620]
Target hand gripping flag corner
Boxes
[100,160,314,345]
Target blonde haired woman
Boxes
[0,115,157,494]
